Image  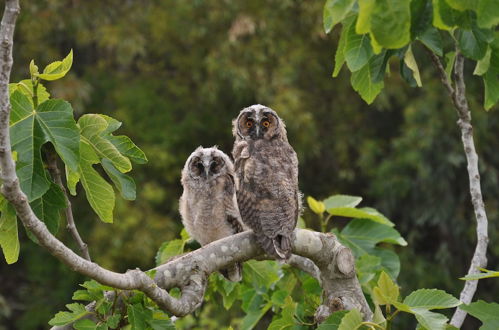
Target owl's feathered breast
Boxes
[234,138,299,236]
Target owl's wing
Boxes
[224,173,244,234]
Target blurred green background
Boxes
[1,0,498,329]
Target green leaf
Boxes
[323,0,356,33]
[484,70,499,110]
[0,200,19,264]
[333,19,350,77]
[155,239,185,265]
[457,26,490,60]
[446,0,477,11]
[48,303,89,326]
[30,183,66,235]
[127,304,148,330]
[418,27,444,57]
[459,300,499,321]
[404,289,461,309]
[340,219,406,252]
[461,268,499,280]
[373,304,386,327]
[66,165,80,196]
[356,0,374,34]
[268,296,297,330]
[10,93,80,201]
[474,46,491,75]
[476,0,499,29]
[323,194,362,209]
[404,46,423,87]
[74,319,97,330]
[345,20,374,72]
[413,308,448,330]
[351,57,384,104]
[445,51,457,83]
[101,158,136,200]
[243,260,280,290]
[106,314,121,329]
[372,271,399,305]
[38,50,73,81]
[78,141,115,223]
[29,60,39,76]
[434,0,471,29]
[356,254,381,285]
[9,79,50,106]
[107,135,148,165]
[372,248,401,279]
[317,310,349,330]
[370,0,411,49]
[147,318,175,330]
[79,115,132,173]
[338,309,363,330]
[327,207,394,226]
[411,0,433,38]
[240,300,272,330]
[307,196,325,214]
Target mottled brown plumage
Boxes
[232,105,300,260]
[180,146,244,281]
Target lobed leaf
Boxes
[338,309,363,330]
[79,115,132,173]
[48,303,89,326]
[101,158,136,200]
[372,271,399,305]
[78,141,115,223]
[30,182,67,235]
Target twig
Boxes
[427,48,489,328]
[46,149,91,261]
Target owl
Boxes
[180,146,244,282]
[232,104,300,260]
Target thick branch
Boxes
[46,150,91,261]
[428,50,489,327]
[154,229,372,322]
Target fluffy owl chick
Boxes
[180,146,244,282]
[232,104,300,260]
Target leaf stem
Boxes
[31,77,39,108]
[362,321,385,330]
[46,148,91,261]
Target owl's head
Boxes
[182,146,233,183]
[233,104,287,141]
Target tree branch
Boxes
[46,149,91,261]
[1,1,370,326]
[427,49,489,328]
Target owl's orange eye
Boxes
[246,120,253,128]
[262,120,270,128]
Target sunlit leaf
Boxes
[404,289,461,309]
[476,0,499,28]
[404,46,422,87]
[338,309,362,330]
[370,0,411,49]
[38,50,73,81]
[345,20,373,72]
[323,194,362,209]
[356,0,374,34]
[307,196,325,214]
[327,207,394,226]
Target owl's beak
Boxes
[255,125,261,138]
[204,166,210,177]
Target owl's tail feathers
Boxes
[220,262,242,282]
[273,234,292,260]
